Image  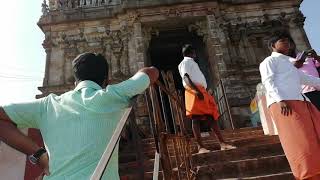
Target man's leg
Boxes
[207,116,236,150]
[192,118,208,153]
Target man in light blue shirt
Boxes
[0,53,159,179]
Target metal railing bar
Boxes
[90,107,133,180]
[153,152,161,180]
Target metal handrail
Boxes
[90,107,132,180]
[153,152,161,180]
[216,79,235,130]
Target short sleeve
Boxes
[2,97,47,129]
[110,72,150,102]
[179,61,193,78]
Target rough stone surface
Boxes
[38,0,310,129]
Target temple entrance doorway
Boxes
[147,27,213,133]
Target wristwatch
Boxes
[28,147,47,165]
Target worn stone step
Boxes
[157,135,279,155]
[119,135,280,164]
[141,129,264,148]
[120,141,284,174]
[196,154,290,179]
[218,172,294,180]
[192,142,283,165]
[119,134,278,163]
[141,127,262,144]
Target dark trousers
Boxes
[304,91,320,111]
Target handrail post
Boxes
[220,80,235,130]
[90,107,132,180]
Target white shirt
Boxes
[178,57,207,89]
[259,52,320,107]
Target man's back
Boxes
[3,73,150,180]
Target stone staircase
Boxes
[119,127,294,180]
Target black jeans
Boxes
[304,91,320,111]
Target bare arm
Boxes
[0,107,40,155]
[0,107,50,175]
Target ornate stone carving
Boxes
[188,21,208,42]
[42,0,49,16]
[292,10,306,27]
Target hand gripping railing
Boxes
[90,107,132,180]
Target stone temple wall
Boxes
[38,0,310,130]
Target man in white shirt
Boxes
[178,44,236,153]
[259,31,320,180]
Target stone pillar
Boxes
[206,14,235,129]
[128,22,152,136]
[42,32,53,86]
[288,10,311,51]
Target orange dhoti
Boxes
[185,85,220,120]
[269,101,320,180]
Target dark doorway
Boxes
[147,28,212,133]
[148,28,212,90]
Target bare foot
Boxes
[198,148,210,154]
[220,143,236,150]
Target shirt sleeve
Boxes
[259,58,283,103]
[2,98,47,129]
[298,70,320,89]
[110,72,150,102]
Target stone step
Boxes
[195,154,290,179]
[154,135,279,155]
[192,142,283,165]
[120,141,284,174]
[141,129,264,147]
[141,127,263,144]
[119,135,279,164]
[218,172,294,180]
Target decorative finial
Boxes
[42,0,49,16]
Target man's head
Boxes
[268,30,292,55]
[182,44,196,59]
[72,53,109,87]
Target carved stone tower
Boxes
[38,0,310,130]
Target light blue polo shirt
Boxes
[3,72,150,180]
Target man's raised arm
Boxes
[138,66,159,85]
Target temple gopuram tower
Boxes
[38,0,309,130]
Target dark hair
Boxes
[72,53,108,86]
[182,44,195,57]
[268,30,292,49]
[288,38,297,58]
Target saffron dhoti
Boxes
[185,85,220,120]
[269,101,320,180]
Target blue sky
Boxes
[0,0,318,105]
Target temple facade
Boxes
[38,0,310,130]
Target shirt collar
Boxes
[74,80,102,91]
[271,52,288,58]
[271,52,296,62]
[183,56,194,61]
